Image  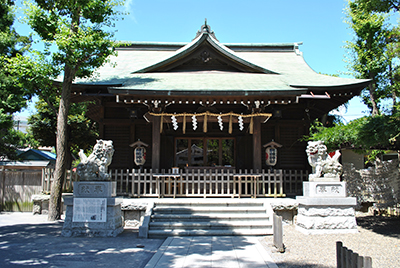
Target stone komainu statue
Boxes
[76,140,115,181]
[306,140,343,180]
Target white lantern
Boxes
[134,146,146,166]
[265,146,277,166]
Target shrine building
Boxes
[70,22,369,198]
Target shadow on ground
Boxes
[357,215,400,238]
[0,222,164,268]
[273,262,332,268]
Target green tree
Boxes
[26,0,124,220]
[306,117,400,153]
[29,98,99,164]
[307,0,400,161]
[345,0,390,116]
[0,0,33,160]
[352,0,400,13]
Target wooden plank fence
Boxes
[0,167,78,212]
[0,167,42,212]
[110,168,306,198]
[337,241,372,268]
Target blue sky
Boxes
[15,0,372,121]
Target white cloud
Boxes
[124,0,137,23]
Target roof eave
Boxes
[107,88,308,97]
[290,79,371,94]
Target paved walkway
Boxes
[0,212,279,268]
[145,236,278,268]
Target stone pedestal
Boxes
[61,181,123,237]
[296,181,357,234]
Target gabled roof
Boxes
[72,22,370,103]
[17,149,56,162]
[0,161,52,170]
[133,23,277,74]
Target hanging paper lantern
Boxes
[134,146,146,166]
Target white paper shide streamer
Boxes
[192,115,197,130]
[171,115,178,130]
[238,116,244,131]
[217,115,223,131]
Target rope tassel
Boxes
[183,114,186,134]
[160,114,163,133]
[249,116,254,134]
[203,112,208,133]
[229,114,233,134]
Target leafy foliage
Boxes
[306,115,400,161]
[24,0,125,220]
[26,0,123,78]
[28,98,99,157]
[345,0,390,115]
[0,0,35,159]
[308,1,400,161]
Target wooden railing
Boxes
[110,168,307,198]
[38,168,308,198]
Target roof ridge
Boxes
[132,26,279,74]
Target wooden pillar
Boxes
[129,124,136,169]
[152,116,161,171]
[253,117,262,171]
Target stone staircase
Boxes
[148,201,273,238]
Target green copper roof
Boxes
[73,24,370,95]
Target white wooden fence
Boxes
[110,168,308,198]
[0,167,306,207]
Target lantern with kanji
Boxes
[263,140,282,167]
[130,140,149,167]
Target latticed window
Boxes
[175,137,235,168]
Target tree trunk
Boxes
[48,65,76,221]
[368,82,380,116]
[392,90,398,115]
[389,63,397,115]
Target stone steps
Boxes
[148,201,273,237]
[151,213,270,221]
[149,221,270,229]
[148,229,271,238]
[152,206,268,214]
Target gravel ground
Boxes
[263,215,400,268]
